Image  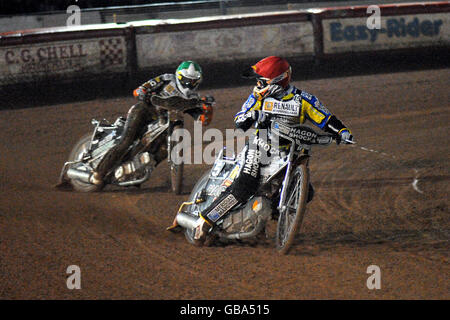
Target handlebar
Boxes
[269,121,355,146]
[305,133,355,146]
[150,95,201,112]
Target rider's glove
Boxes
[251,110,268,124]
[200,103,213,126]
[133,86,148,101]
[337,129,353,145]
[201,95,215,106]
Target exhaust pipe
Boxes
[176,212,200,230]
[66,168,91,183]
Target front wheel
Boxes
[170,124,184,194]
[275,162,309,254]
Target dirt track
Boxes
[0,67,448,299]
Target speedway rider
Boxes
[90,61,214,186]
[193,56,353,240]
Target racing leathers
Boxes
[94,74,213,180]
[197,84,351,233]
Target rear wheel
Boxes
[184,225,203,247]
[67,133,101,192]
[170,124,184,194]
[276,162,309,254]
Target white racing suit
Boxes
[95,74,208,178]
[199,85,351,226]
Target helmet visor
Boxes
[179,74,201,90]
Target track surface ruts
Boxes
[0,68,448,299]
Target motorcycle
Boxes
[169,120,354,254]
[57,95,208,194]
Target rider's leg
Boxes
[91,103,152,185]
[195,143,261,240]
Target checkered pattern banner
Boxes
[99,38,125,68]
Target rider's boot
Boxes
[193,217,213,241]
[89,171,104,186]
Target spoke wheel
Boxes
[275,163,309,254]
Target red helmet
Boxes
[243,56,292,89]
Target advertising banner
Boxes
[136,22,314,68]
[322,13,449,54]
[0,36,127,84]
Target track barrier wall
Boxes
[0,2,448,87]
[317,2,450,57]
[134,12,313,68]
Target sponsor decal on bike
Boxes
[207,194,239,222]
[222,164,240,188]
[223,179,233,187]
[206,183,224,196]
[229,164,240,179]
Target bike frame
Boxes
[277,144,295,214]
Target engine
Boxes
[114,152,155,181]
[220,196,272,234]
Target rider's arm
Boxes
[133,74,171,100]
[299,91,351,136]
[234,94,261,131]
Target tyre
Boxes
[67,132,101,192]
[275,162,309,254]
[184,170,212,246]
[170,124,184,194]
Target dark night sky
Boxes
[0,1,357,15]
[0,0,203,15]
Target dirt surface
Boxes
[0,67,448,300]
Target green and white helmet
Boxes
[175,61,203,94]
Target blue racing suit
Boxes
[200,85,351,225]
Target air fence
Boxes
[0,1,448,86]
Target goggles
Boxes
[256,78,269,89]
[178,74,201,90]
[255,67,291,89]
